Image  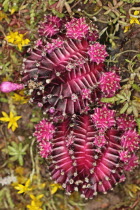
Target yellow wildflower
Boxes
[130,11,140,25]
[133,96,140,103]
[0,111,21,131]
[14,179,32,194]
[124,25,130,33]
[124,11,140,33]
[0,11,7,21]
[12,93,28,104]
[50,183,63,194]
[27,203,43,210]
[27,194,44,210]
[9,6,18,15]
[5,31,30,51]
[15,166,24,176]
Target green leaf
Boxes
[136,118,140,134]
[126,106,133,114]
[52,9,65,18]
[19,155,23,166]
[132,84,140,92]
[136,54,140,60]
[120,102,129,114]
[132,105,138,118]
[101,97,117,103]
[116,94,125,100]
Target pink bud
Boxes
[0,82,24,93]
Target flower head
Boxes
[119,150,130,162]
[45,38,64,53]
[65,17,89,40]
[121,130,140,152]
[12,92,28,104]
[14,179,32,194]
[27,194,44,210]
[0,11,7,21]
[124,154,139,171]
[130,11,140,25]
[81,88,91,100]
[0,111,21,131]
[0,81,24,93]
[88,43,108,64]
[93,132,107,147]
[50,183,63,194]
[92,106,116,130]
[33,119,55,142]
[99,72,120,97]
[5,31,30,51]
[116,114,136,131]
[38,141,52,158]
[38,15,61,37]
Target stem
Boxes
[113,50,139,60]
[30,138,36,181]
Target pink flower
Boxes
[39,141,52,158]
[35,39,43,47]
[88,43,108,64]
[92,106,116,130]
[93,132,107,147]
[65,17,89,39]
[34,119,55,142]
[45,38,64,53]
[81,88,91,100]
[120,130,140,152]
[116,114,136,130]
[124,154,139,171]
[119,150,130,162]
[99,72,121,97]
[38,15,61,37]
[0,81,24,93]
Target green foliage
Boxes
[8,142,28,166]
[136,118,140,134]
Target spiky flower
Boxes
[93,131,107,147]
[33,119,55,142]
[124,154,139,171]
[38,141,52,158]
[45,38,64,53]
[38,15,62,37]
[120,130,140,152]
[88,43,108,64]
[116,114,136,130]
[92,106,116,130]
[65,17,89,40]
[119,150,130,162]
[99,72,121,97]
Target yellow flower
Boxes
[124,25,130,33]
[9,6,17,15]
[12,93,28,104]
[0,11,7,21]
[50,183,63,194]
[14,179,32,194]
[5,31,30,51]
[27,194,44,210]
[130,11,140,25]
[133,96,140,103]
[0,111,21,131]
[27,203,43,210]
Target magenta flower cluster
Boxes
[21,15,140,199]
